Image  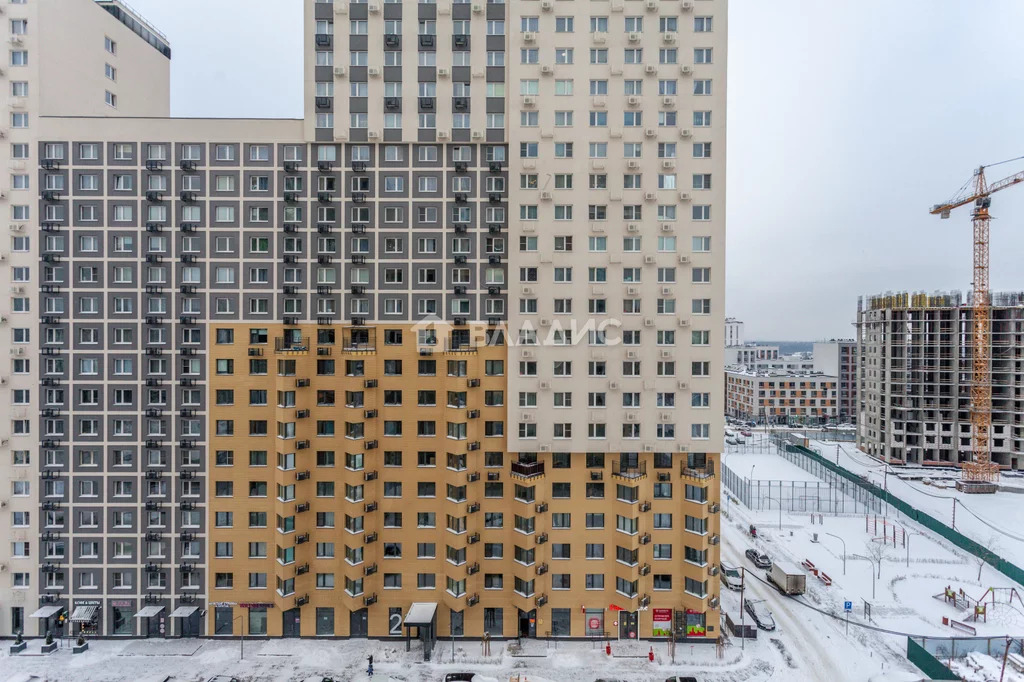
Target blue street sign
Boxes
[844,601,853,612]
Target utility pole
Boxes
[739,566,746,651]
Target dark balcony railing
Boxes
[681,462,716,479]
[275,337,310,353]
[510,460,545,479]
[612,461,647,479]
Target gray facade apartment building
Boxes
[3,0,727,639]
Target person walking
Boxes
[367,654,374,676]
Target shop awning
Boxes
[169,606,199,618]
[134,606,165,619]
[403,602,437,627]
[29,605,63,619]
[70,605,98,622]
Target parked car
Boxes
[744,598,776,631]
[726,438,738,445]
[735,437,746,445]
[741,430,753,437]
[664,677,699,682]
[745,548,772,569]
[747,421,758,427]
[722,565,743,591]
[443,675,479,682]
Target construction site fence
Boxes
[910,635,1024,673]
[775,438,1024,587]
[905,637,959,680]
[722,459,883,515]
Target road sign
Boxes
[844,601,853,612]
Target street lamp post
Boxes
[824,532,847,575]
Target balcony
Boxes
[510,460,545,480]
[681,462,716,479]
[612,461,647,480]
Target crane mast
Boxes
[965,168,998,482]
[930,163,1024,484]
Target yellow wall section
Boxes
[207,323,720,639]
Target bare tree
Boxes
[976,534,1000,581]
[864,539,891,578]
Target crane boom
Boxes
[931,164,1024,484]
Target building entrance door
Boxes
[618,611,638,640]
[282,608,301,637]
[350,608,368,637]
[517,609,536,638]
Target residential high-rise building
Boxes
[724,317,742,346]
[0,0,170,639]
[812,340,856,423]
[6,0,726,642]
[857,291,1023,470]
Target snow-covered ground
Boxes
[950,651,1024,682]
[803,437,1024,571]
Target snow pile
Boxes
[950,651,1024,682]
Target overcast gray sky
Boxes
[131,0,1024,341]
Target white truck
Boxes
[768,561,806,595]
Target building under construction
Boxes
[857,290,1024,471]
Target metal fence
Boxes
[906,637,959,680]
[780,440,1024,587]
[722,454,882,515]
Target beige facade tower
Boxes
[11,0,725,642]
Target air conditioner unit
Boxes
[645,64,657,74]
[644,192,657,201]
[644,317,655,327]
[644,128,657,138]
[7,223,21,232]
[677,380,689,391]
[524,32,537,42]
[661,286,673,296]
[645,0,658,11]
[609,380,621,390]
[627,95,641,107]
[522,96,537,106]
[539,381,551,390]
[626,412,638,422]
[522,286,534,295]
[368,2,381,11]
[540,317,551,326]
[541,65,554,75]
[682,0,695,11]
[660,223,674,233]
[471,131,483,140]
[367,130,380,140]
[677,317,690,327]
[662,96,675,107]
[680,128,692,138]
[472,2,484,12]
[644,255,656,264]
[368,67,381,77]
[627,160,640,169]
[541,0,554,9]
[626,350,639,360]
[628,32,641,42]
[681,65,693,75]
[662,32,677,43]
[437,131,451,140]
[626,286,639,296]
[678,192,691,202]
[540,191,553,200]
[438,67,451,78]
[678,255,690,264]
[662,160,676,169]
[626,223,640,232]
[334,66,346,77]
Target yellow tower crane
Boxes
[931,161,1024,483]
